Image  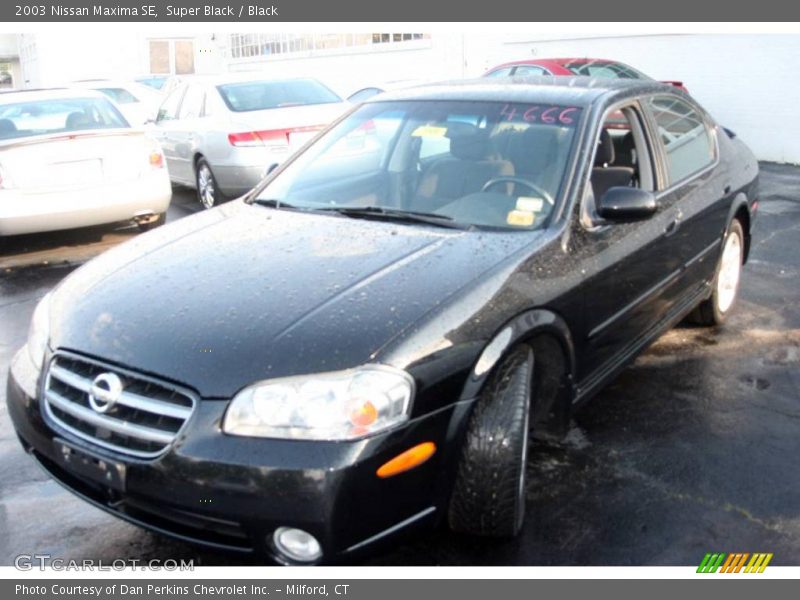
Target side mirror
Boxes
[597,187,657,222]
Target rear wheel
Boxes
[691,219,745,326]
[196,158,223,209]
[448,345,533,538]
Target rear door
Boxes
[167,84,206,183]
[151,86,186,183]
[643,94,727,305]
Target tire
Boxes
[137,212,166,232]
[448,345,534,538]
[691,219,745,326]
[195,158,223,209]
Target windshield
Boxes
[217,79,342,112]
[254,100,582,230]
[0,96,129,140]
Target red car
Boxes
[484,58,687,92]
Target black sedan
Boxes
[7,77,758,564]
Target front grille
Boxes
[42,352,196,459]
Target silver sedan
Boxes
[149,75,350,208]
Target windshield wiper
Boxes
[250,198,300,210]
[319,206,472,230]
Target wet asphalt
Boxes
[0,166,798,566]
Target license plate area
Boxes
[53,438,126,492]
[46,158,103,186]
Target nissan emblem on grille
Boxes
[88,372,123,414]
[42,353,195,458]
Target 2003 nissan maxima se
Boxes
[8,77,758,564]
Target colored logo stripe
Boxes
[697,552,773,573]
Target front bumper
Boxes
[6,349,473,563]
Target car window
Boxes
[647,95,715,185]
[419,114,485,159]
[513,65,548,76]
[564,61,643,79]
[485,67,513,78]
[96,87,139,105]
[178,85,205,119]
[256,100,582,231]
[157,87,184,122]
[217,79,341,112]
[0,96,129,140]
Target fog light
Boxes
[272,527,322,563]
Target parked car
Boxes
[345,79,426,103]
[8,77,757,564]
[72,80,164,126]
[135,75,169,91]
[150,75,350,208]
[0,89,171,236]
[484,58,688,91]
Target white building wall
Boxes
[15,33,223,88]
[462,33,800,164]
[226,35,465,98]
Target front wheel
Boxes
[691,219,745,326]
[448,345,533,538]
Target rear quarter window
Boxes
[647,95,716,185]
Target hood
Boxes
[49,202,535,397]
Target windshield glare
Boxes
[0,97,129,140]
[256,100,581,230]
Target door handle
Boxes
[664,218,680,237]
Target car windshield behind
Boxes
[0,96,129,141]
[255,100,582,231]
[217,78,342,112]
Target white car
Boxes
[150,75,350,208]
[72,80,163,126]
[0,89,171,237]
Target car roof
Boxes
[0,88,107,103]
[369,76,668,107]
[492,57,620,68]
[169,73,330,86]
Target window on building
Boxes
[229,33,429,60]
[149,39,195,75]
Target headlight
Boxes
[27,292,52,370]
[223,365,414,440]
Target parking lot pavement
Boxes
[1,163,798,566]
[0,185,202,271]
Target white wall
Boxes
[227,35,465,98]
[16,32,224,88]
[462,33,799,164]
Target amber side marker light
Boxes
[376,442,436,478]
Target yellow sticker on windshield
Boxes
[517,197,544,212]
[411,125,448,138]
[507,210,535,227]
